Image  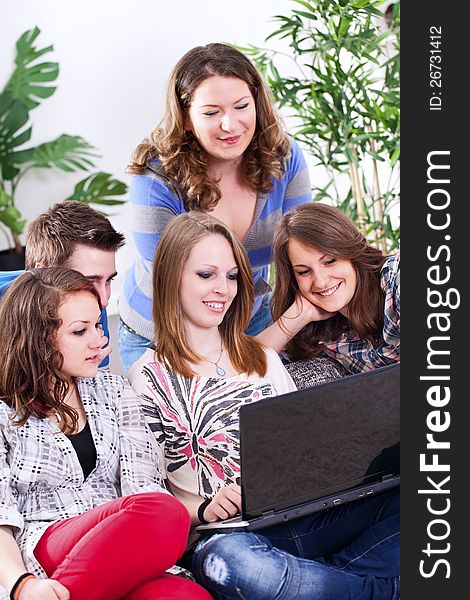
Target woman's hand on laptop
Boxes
[204,484,242,523]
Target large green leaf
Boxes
[0,97,32,180]
[0,204,26,235]
[0,27,60,183]
[0,96,31,141]
[0,183,10,208]
[4,27,58,110]
[292,0,317,14]
[66,172,128,206]
[0,27,129,248]
[10,134,98,172]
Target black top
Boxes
[66,420,97,479]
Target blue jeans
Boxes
[118,321,154,373]
[118,296,273,373]
[192,489,400,599]
[245,294,273,336]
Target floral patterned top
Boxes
[128,348,297,504]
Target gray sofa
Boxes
[285,355,349,390]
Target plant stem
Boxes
[368,128,387,254]
[371,156,387,254]
[12,234,23,254]
[347,146,366,235]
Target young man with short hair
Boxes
[0,201,125,367]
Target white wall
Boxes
[1,1,397,319]
[1,0,295,313]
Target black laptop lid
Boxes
[239,363,400,519]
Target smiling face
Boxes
[288,239,357,316]
[179,233,238,335]
[55,291,103,381]
[185,76,256,166]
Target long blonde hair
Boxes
[152,212,267,377]
[128,43,290,211]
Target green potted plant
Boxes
[0,27,127,269]
[236,0,400,251]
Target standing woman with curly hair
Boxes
[118,43,312,373]
[259,203,400,373]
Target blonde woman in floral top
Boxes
[0,269,210,600]
[128,212,297,529]
[259,202,400,374]
[129,212,400,600]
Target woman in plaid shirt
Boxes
[259,203,400,374]
[0,269,210,600]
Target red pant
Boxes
[34,492,211,599]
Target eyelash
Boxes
[73,323,102,336]
[295,259,337,276]
[203,103,249,117]
[197,272,238,280]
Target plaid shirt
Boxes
[0,371,167,591]
[323,253,400,374]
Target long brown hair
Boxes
[0,268,101,428]
[272,203,387,359]
[153,212,267,377]
[127,43,290,211]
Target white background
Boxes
[1,0,299,315]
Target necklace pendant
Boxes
[216,366,226,376]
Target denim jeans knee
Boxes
[192,531,400,600]
[192,533,300,600]
[118,321,153,373]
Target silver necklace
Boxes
[205,342,226,376]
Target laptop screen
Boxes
[239,363,400,518]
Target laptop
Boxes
[196,362,400,534]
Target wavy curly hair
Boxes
[127,43,291,211]
[0,268,101,429]
[271,203,387,360]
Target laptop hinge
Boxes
[382,474,395,481]
[261,509,276,518]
